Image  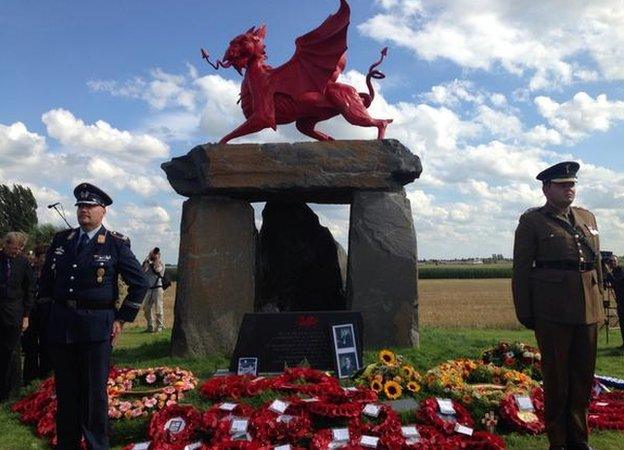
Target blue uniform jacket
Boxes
[38,226,149,343]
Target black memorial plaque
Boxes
[229,311,363,373]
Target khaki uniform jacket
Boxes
[512,204,604,325]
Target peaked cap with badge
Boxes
[74,182,113,207]
[512,161,603,448]
[536,161,579,183]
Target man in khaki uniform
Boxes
[513,161,603,450]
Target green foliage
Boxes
[28,224,62,249]
[419,266,512,279]
[0,184,38,237]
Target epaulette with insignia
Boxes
[110,230,130,242]
[56,228,77,240]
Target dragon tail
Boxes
[361,47,388,108]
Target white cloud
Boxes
[535,92,624,141]
[359,0,624,90]
[42,109,169,160]
[0,122,46,168]
[88,68,196,111]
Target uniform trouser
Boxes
[22,306,53,384]
[143,288,164,330]
[50,340,111,450]
[535,319,597,447]
[617,302,624,345]
[0,323,22,401]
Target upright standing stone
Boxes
[171,196,256,356]
[347,190,419,348]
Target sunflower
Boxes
[383,380,402,400]
[406,381,421,393]
[400,365,415,379]
[370,379,383,393]
[378,349,397,366]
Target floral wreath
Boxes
[199,375,274,401]
[481,341,542,381]
[147,403,202,448]
[589,391,624,430]
[271,367,342,397]
[249,401,312,445]
[423,359,537,414]
[348,404,402,437]
[108,367,197,420]
[498,387,545,434]
[418,397,475,435]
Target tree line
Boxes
[0,184,60,249]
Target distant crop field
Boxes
[419,263,512,279]
[127,278,521,331]
[419,278,519,328]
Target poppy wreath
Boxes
[589,392,624,430]
[454,431,506,450]
[201,403,256,433]
[271,367,342,397]
[498,386,545,434]
[417,397,475,435]
[310,428,365,450]
[308,397,366,418]
[108,367,198,420]
[349,404,402,437]
[400,425,449,450]
[249,403,313,445]
[147,403,202,449]
[199,375,274,401]
[11,377,56,424]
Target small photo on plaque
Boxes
[237,357,258,376]
[333,324,355,349]
[337,351,358,378]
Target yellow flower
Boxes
[400,365,415,379]
[383,380,402,400]
[378,349,397,366]
[393,376,403,383]
[407,381,420,393]
[370,379,383,393]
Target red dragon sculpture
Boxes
[201,0,393,144]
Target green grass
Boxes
[1,327,623,449]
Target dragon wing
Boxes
[272,0,350,97]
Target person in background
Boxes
[22,244,52,384]
[142,247,166,333]
[604,255,624,349]
[0,231,35,401]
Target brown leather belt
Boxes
[535,261,595,271]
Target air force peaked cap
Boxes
[74,182,113,207]
[536,161,579,183]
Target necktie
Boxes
[77,233,90,253]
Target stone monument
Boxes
[163,140,421,355]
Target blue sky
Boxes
[2,0,623,263]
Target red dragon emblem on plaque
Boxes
[201,0,393,144]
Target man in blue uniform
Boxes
[38,183,148,450]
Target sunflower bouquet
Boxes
[353,349,422,401]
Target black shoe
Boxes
[568,444,593,450]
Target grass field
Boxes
[2,280,623,449]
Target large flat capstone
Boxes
[162,139,422,204]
